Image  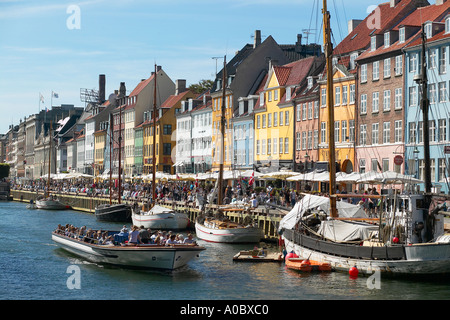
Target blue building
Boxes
[405,10,450,194]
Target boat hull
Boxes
[36,199,70,210]
[132,211,189,230]
[282,229,450,275]
[195,222,263,243]
[52,232,205,270]
[95,203,131,222]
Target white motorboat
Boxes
[195,217,263,243]
[132,204,190,230]
[36,196,70,210]
[52,229,205,270]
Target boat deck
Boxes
[233,250,283,262]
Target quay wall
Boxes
[11,189,284,241]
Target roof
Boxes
[334,0,428,57]
[160,90,193,109]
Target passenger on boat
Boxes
[128,225,141,245]
[165,234,178,246]
[139,225,151,244]
[183,233,196,245]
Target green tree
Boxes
[189,79,213,94]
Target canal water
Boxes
[1,201,450,303]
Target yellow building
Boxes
[254,57,324,172]
[94,130,106,175]
[211,89,233,171]
[318,65,355,173]
[142,89,196,174]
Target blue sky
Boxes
[0,0,392,133]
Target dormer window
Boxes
[384,32,390,48]
[371,36,377,51]
[307,77,313,89]
[446,17,450,34]
[425,22,432,39]
[399,27,405,43]
[286,87,292,101]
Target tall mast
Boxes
[217,56,227,205]
[46,120,52,198]
[323,0,337,218]
[420,24,432,196]
[109,112,113,205]
[118,99,122,204]
[152,64,157,206]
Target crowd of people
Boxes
[54,223,198,246]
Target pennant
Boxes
[249,171,254,186]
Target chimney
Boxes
[390,0,400,7]
[175,79,187,95]
[156,65,162,72]
[436,0,447,5]
[269,59,279,71]
[98,74,105,104]
[119,82,126,98]
[348,19,363,34]
[254,30,261,48]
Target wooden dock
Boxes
[233,249,284,263]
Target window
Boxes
[262,114,266,128]
[256,140,260,155]
[409,54,418,73]
[279,137,284,154]
[409,87,417,106]
[395,88,402,109]
[371,36,377,51]
[429,83,437,104]
[296,105,301,121]
[446,18,450,34]
[314,101,319,118]
[267,138,271,154]
[384,58,391,78]
[257,115,260,129]
[350,84,355,104]
[418,121,423,143]
[372,92,379,113]
[273,138,277,154]
[314,130,319,149]
[259,93,264,106]
[394,120,402,143]
[399,27,405,43]
[302,103,307,120]
[425,22,432,39]
[321,122,326,143]
[268,91,272,102]
[359,158,366,173]
[395,55,403,75]
[268,113,272,127]
[409,122,417,144]
[286,87,291,101]
[302,132,306,150]
[284,138,289,154]
[279,112,283,126]
[335,86,341,105]
[274,90,278,101]
[349,120,355,143]
[285,111,289,125]
[439,119,447,142]
[373,61,380,80]
[439,82,447,102]
[360,124,367,145]
[429,120,436,142]
[384,32,390,48]
[440,47,447,74]
[439,158,447,182]
[361,64,367,83]
[335,121,340,143]
[342,86,348,105]
[361,94,367,114]
[273,112,278,127]
[308,131,312,150]
[308,102,313,119]
[342,120,347,143]
[296,132,301,150]
[382,158,389,172]
[372,123,379,145]
[163,143,171,155]
[262,139,266,155]
[383,122,390,144]
[429,49,437,70]
[163,124,172,135]
[383,90,390,112]
[321,88,327,106]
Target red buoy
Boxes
[349,266,359,278]
[392,237,399,244]
[285,252,299,260]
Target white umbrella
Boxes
[374,171,423,184]
[261,170,299,179]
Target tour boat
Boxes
[279,10,450,276]
[132,204,190,230]
[195,217,263,243]
[36,195,71,210]
[52,229,205,270]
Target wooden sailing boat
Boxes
[95,96,132,222]
[131,64,189,230]
[36,120,70,210]
[279,1,450,276]
[194,56,263,243]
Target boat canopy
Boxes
[279,194,367,231]
[318,220,378,242]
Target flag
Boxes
[195,174,198,188]
[40,93,44,103]
[249,171,254,186]
[52,92,59,98]
[45,107,49,112]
